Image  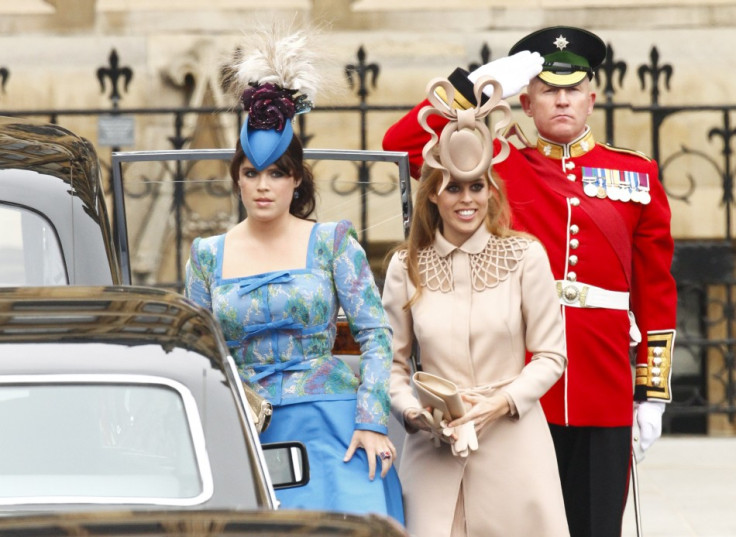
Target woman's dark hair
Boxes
[230,134,316,219]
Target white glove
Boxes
[467,50,544,99]
[634,401,666,460]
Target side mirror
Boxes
[261,441,310,490]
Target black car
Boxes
[0,509,406,537]
[0,119,408,535]
[0,117,121,286]
[0,285,305,512]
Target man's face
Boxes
[519,77,596,144]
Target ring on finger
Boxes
[379,450,392,461]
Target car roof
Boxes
[0,116,121,285]
[0,509,408,537]
[0,117,102,196]
[0,285,227,365]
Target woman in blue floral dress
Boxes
[184,29,403,523]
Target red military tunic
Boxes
[383,100,677,427]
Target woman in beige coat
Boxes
[382,76,569,536]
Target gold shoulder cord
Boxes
[635,330,675,401]
[603,143,653,162]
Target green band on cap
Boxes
[543,51,590,69]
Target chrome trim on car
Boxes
[225,355,279,508]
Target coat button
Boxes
[570,224,579,235]
[570,239,580,249]
[567,271,577,281]
[570,197,580,206]
[567,174,576,181]
[569,255,578,266]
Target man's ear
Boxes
[588,91,596,116]
[519,93,533,117]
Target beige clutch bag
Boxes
[412,371,466,421]
[243,382,273,433]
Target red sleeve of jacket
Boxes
[382,99,449,179]
[630,158,677,396]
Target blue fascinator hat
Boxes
[241,122,293,171]
[239,82,311,170]
[232,26,321,171]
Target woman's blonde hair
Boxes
[386,162,521,309]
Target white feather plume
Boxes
[233,24,323,103]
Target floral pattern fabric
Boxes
[185,220,392,433]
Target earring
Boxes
[293,190,300,199]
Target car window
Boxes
[0,376,213,506]
[0,203,67,286]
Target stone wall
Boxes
[0,1,734,432]
[0,1,733,257]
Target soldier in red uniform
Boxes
[383,26,676,537]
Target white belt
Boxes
[556,281,629,310]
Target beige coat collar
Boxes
[434,224,492,257]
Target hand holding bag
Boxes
[412,371,478,456]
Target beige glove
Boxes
[448,421,479,458]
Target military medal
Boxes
[619,171,632,202]
[638,172,651,205]
[580,167,659,203]
[627,171,651,204]
[580,166,657,203]
[607,169,621,201]
[629,171,640,202]
[581,167,599,197]
[582,167,610,199]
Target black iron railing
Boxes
[0,42,734,432]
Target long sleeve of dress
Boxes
[185,237,213,311]
[332,221,393,433]
[382,251,422,423]
[502,241,567,417]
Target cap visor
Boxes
[539,70,588,88]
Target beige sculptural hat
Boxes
[418,76,512,194]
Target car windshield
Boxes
[0,377,212,506]
[0,203,66,286]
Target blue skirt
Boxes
[259,399,404,525]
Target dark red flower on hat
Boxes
[240,83,297,132]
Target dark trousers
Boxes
[549,424,632,537]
